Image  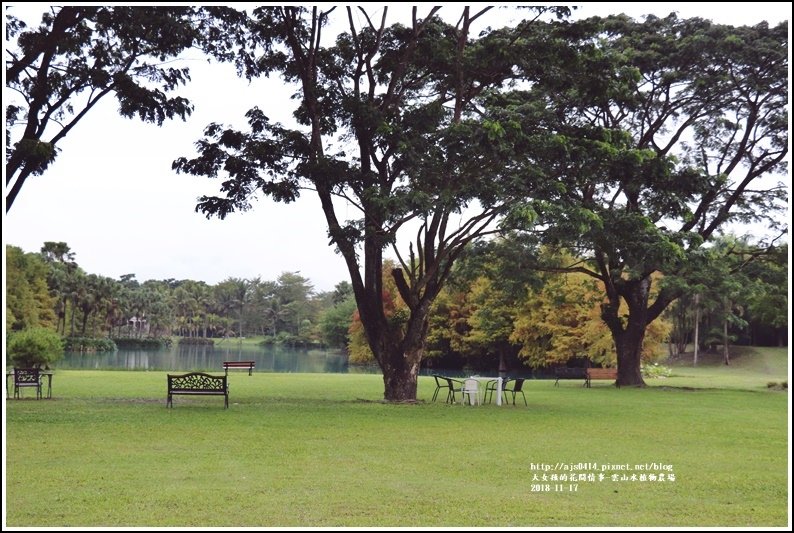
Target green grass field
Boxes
[4,347,789,527]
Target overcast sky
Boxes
[3,3,790,293]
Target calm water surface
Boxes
[55,343,382,374]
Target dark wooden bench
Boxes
[585,368,618,388]
[554,367,588,386]
[223,360,255,376]
[167,372,228,408]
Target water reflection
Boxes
[56,343,381,374]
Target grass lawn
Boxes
[3,347,789,527]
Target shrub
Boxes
[641,362,672,379]
[259,336,276,346]
[113,337,170,349]
[7,327,64,369]
[64,337,117,353]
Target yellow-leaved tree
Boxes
[511,267,670,368]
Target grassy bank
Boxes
[4,348,789,527]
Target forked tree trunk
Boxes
[381,346,422,402]
[370,302,430,402]
[602,279,651,387]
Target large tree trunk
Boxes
[381,344,422,402]
[377,304,430,402]
[357,281,432,402]
[601,278,651,387]
[613,324,647,387]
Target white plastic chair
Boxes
[461,378,481,406]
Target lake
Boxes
[42,343,529,378]
[55,343,382,374]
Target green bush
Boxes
[272,331,315,348]
[7,327,64,369]
[113,337,170,349]
[766,381,788,391]
[641,362,672,378]
[64,337,117,353]
[258,336,276,346]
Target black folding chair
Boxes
[431,374,450,402]
[503,378,527,406]
[444,377,464,403]
[484,378,508,404]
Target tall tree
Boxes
[445,233,546,372]
[274,271,315,338]
[214,277,249,338]
[39,241,76,334]
[174,6,570,401]
[138,281,174,337]
[688,235,786,362]
[318,295,357,350]
[742,243,788,347]
[4,5,245,211]
[5,245,57,331]
[500,15,788,385]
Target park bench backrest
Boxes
[168,372,226,391]
[586,368,617,379]
[14,368,41,386]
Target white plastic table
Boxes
[467,376,503,406]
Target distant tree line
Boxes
[6,241,354,349]
[6,237,787,373]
